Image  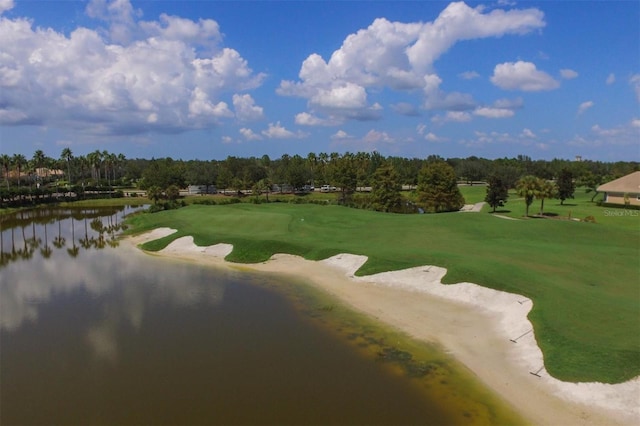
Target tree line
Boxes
[1,148,637,212]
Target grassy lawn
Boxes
[458,184,488,204]
[125,196,639,384]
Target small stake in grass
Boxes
[529,366,544,377]
[510,329,532,343]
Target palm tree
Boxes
[32,149,46,181]
[77,155,88,187]
[318,152,329,184]
[61,147,73,185]
[87,150,102,182]
[102,151,115,186]
[306,152,317,186]
[165,184,180,201]
[102,150,111,185]
[12,154,26,188]
[25,159,36,190]
[516,175,541,217]
[116,153,126,183]
[146,185,162,204]
[46,157,57,182]
[537,180,557,216]
[354,151,371,191]
[1,154,12,189]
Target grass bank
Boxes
[125,195,639,384]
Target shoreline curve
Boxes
[126,227,639,426]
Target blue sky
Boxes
[0,0,638,161]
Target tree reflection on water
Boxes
[0,206,141,267]
[1,205,228,338]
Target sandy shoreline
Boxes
[127,228,639,425]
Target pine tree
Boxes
[485,174,509,213]
[417,161,465,213]
[556,168,575,205]
[371,164,403,212]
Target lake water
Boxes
[0,207,523,425]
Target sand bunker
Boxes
[127,228,639,425]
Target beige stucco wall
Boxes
[604,192,640,206]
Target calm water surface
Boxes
[1,207,467,425]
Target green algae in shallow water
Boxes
[260,274,530,426]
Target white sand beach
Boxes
[127,228,640,426]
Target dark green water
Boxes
[0,207,447,425]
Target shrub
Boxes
[218,197,241,205]
[193,199,216,205]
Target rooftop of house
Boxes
[597,171,640,193]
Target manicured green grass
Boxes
[125,197,639,384]
[458,184,488,204]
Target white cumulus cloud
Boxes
[239,127,262,141]
[521,128,536,138]
[571,120,640,148]
[425,132,446,142]
[630,74,640,102]
[459,70,480,80]
[278,2,544,122]
[261,122,306,139]
[493,97,524,110]
[232,94,264,122]
[362,129,395,144]
[491,61,560,91]
[432,111,472,123]
[473,107,515,118]
[606,73,616,85]
[560,69,578,79]
[295,112,340,126]
[189,88,233,118]
[0,0,265,135]
[0,0,14,14]
[331,130,353,140]
[391,102,421,116]
[310,83,368,109]
[577,100,594,115]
